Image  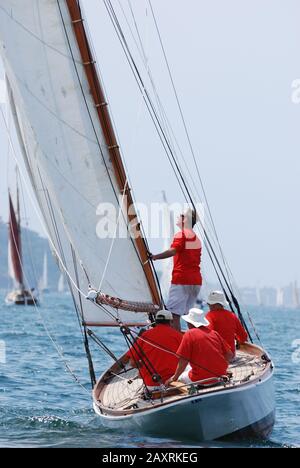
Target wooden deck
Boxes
[97,346,270,414]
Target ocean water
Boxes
[0,292,299,448]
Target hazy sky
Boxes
[0,0,300,288]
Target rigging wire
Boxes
[112,0,240,300]
[127,327,231,380]
[18,170,40,289]
[122,0,205,207]
[100,0,191,206]
[147,0,236,288]
[100,0,254,339]
[6,185,90,395]
[3,115,96,391]
[0,106,88,300]
[58,0,162,304]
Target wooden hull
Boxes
[93,344,275,442]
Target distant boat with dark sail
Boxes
[6,191,38,306]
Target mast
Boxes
[65,0,161,307]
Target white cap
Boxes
[207,291,228,307]
[182,308,210,328]
[156,310,173,321]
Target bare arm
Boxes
[150,248,177,261]
[120,353,141,369]
[165,358,189,386]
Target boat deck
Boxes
[97,346,270,414]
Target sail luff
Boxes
[65,0,161,306]
[8,194,23,287]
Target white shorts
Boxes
[166,284,201,317]
[178,365,193,384]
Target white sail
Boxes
[276,287,284,308]
[0,0,160,325]
[39,252,48,291]
[256,286,263,307]
[58,272,65,294]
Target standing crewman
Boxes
[150,208,202,331]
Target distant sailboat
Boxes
[6,191,38,306]
[57,272,65,294]
[292,281,300,310]
[276,287,284,308]
[256,286,263,307]
[38,253,50,294]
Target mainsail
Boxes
[8,193,23,288]
[0,0,162,325]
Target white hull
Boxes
[94,369,274,441]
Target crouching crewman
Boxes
[166,308,233,387]
[124,310,183,391]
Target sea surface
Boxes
[0,292,299,448]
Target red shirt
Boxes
[206,309,248,354]
[126,324,182,386]
[177,327,230,382]
[171,229,202,285]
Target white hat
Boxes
[182,308,210,328]
[207,291,228,307]
[156,310,173,321]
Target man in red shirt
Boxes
[124,310,182,390]
[206,291,248,356]
[166,308,233,386]
[150,208,202,331]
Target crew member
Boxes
[150,208,202,331]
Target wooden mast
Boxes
[65,0,161,306]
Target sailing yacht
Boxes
[57,272,66,294]
[0,0,275,441]
[6,192,38,306]
[38,253,50,294]
[276,287,284,309]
